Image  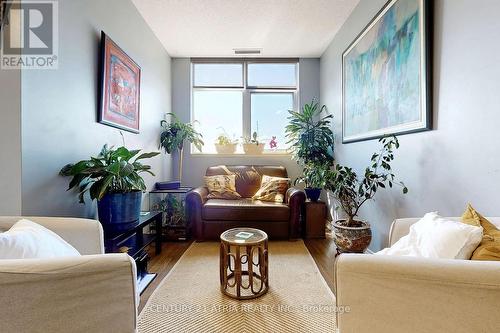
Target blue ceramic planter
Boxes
[304,187,321,202]
[97,191,142,225]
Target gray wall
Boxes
[320,0,500,251]
[171,58,320,187]
[21,0,172,217]
[0,68,22,215]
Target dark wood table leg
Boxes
[155,213,162,255]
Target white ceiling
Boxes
[131,0,360,58]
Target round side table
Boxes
[219,228,269,300]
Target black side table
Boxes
[104,211,162,294]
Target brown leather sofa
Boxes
[186,165,305,241]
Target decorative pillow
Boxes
[204,174,241,200]
[0,219,81,259]
[376,212,483,259]
[252,175,290,203]
[462,204,500,261]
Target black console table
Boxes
[103,211,162,294]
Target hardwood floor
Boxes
[139,235,338,311]
[139,241,193,312]
[304,232,337,292]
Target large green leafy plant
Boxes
[294,163,331,188]
[285,100,334,166]
[159,113,204,182]
[159,113,203,154]
[286,100,334,191]
[60,145,160,203]
[153,194,185,226]
[326,136,408,226]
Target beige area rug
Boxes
[138,241,337,333]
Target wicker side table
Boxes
[220,228,269,300]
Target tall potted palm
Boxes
[326,136,408,253]
[285,100,334,200]
[293,163,331,202]
[159,113,204,184]
[60,145,160,226]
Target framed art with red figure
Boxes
[98,31,141,133]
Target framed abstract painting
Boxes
[99,31,141,133]
[342,0,432,143]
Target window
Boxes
[193,63,243,87]
[192,90,243,147]
[250,92,294,151]
[247,63,297,87]
[191,59,298,154]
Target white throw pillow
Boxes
[376,212,483,259]
[0,219,80,259]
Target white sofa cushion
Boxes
[0,219,80,259]
[377,212,483,259]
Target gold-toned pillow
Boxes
[204,175,241,200]
[252,175,290,203]
[461,204,500,261]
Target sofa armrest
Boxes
[286,187,305,239]
[186,187,209,240]
[186,186,209,205]
[0,253,137,333]
[335,254,500,333]
[285,187,305,204]
[388,218,420,246]
[0,216,104,255]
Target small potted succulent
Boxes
[326,136,408,253]
[60,144,160,227]
[214,129,238,154]
[242,131,265,154]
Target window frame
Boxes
[246,60,299,89]
[190,58,299,155]
[192,61,245,89]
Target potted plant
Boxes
[214,129,238,154]
[152,194,189,240]
[159,113,204,183]
[154,194,185,226]
[326,136,408,253]
[242,131,265,154]
[60,144,160,226]
[285,100,334,200]
[294,163,330,202]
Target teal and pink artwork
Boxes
[342,0,431,143]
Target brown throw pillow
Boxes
[461,204,500,261]
[252,175,290,203]
[204,175,241,200]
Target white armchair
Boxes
[0,216,138,333]
[335,217,500,333]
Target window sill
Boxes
[190,152,291,158]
